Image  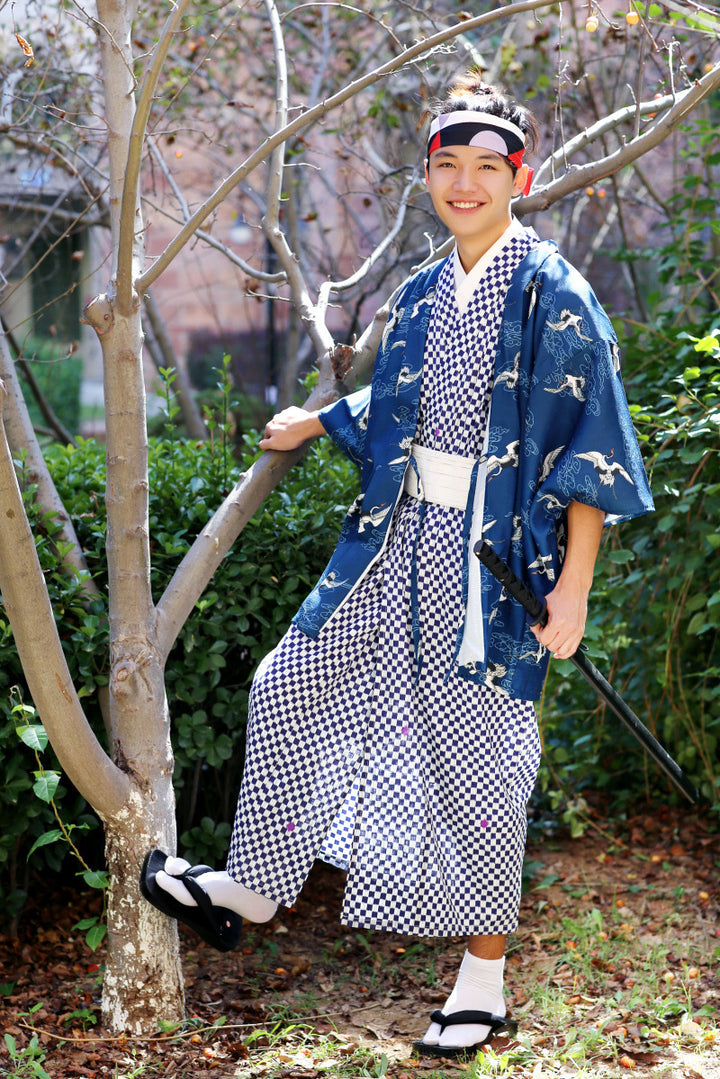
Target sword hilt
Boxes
[474,541,547,626]
[473,538,699,805]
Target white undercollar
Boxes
[454,217,526,312]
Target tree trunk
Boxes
[81,292,186,1029]
[102,786,183,1031]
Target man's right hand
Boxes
[258,407,326,451]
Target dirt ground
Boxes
[1,805,718,1078]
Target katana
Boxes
[474,541,699,805]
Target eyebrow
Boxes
[431,149,503,162]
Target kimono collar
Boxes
[453,216,528,312]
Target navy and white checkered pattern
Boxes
[317,775,360,870]
[227,231,542,936]
[418,234,533,456]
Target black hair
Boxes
[427,74,539,167]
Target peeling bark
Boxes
[102,790,183,1032]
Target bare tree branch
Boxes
[144,142,287,284]
[135,0,559,294]
[116,0,193,314]
[317,171,419,324]
[250,0,336,362]
[0,375,129,817]
[519,64,720,213]
[263,0,289,232]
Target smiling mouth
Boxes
[449,200,484,209]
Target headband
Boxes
[427,110,532,194]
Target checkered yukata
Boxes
[226,227,543,937]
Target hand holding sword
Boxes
[474,540,699,805]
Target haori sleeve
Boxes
[318,384,372,466]
[525,256,654,540]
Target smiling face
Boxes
[425,144,529,271]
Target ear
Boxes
[424,157,429,185]
[512,164,530,196]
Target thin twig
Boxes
[135,0,559,294]
[144,144,286,284]
[317,171,419,322]
[116,0,194,314]
[17,1002,386,1045]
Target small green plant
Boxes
[12,694,109,951]
[201,353,239,491]
[61,1005,98,1030]
[2,1032,52,1079]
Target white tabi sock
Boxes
[156,856,278,923]
[423,951,506,1049]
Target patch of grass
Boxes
[394,939,443,988]
[233,1032,393,1077]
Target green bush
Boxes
[536,116,720,820]
[0,454,107,921]
[0,433,357,916]
[538,343,720,816]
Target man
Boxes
[142,80,652,1059]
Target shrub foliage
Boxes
[538,117,720,819]
[0,433,357,914]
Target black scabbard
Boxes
[474,541,699,805]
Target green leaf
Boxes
[687,612,710,635]
[606,549,636,564]
[82,869,110,890]
[85,924,107,951]
[158,1019,184,1034]
[73,917,99,931]
[32,772,60,803]
[533,873,560,891]
[17,724,48,752]
[27,829,65,859]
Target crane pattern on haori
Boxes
[296,235,653,701]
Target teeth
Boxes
[451,201,480,209]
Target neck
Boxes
[457,215,513,273]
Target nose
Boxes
[452,166,479,190]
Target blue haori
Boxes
[226,229,543,937]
